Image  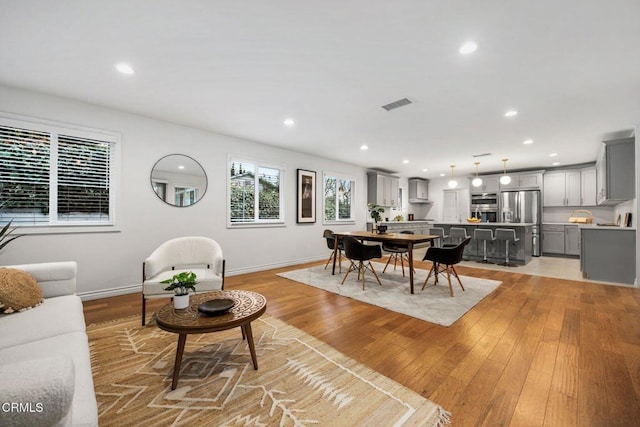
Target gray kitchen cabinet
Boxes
[581,228,636,284]
[542,224,565,254]
[368,172,399,207]
[499,171,543,191]
[564,225,580,256]
[543,170,581,207]
[596,137,635,206]
[470,175,499,194]
[580,167,597,206]
[408,178,430,203]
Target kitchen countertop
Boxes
[545,222,636,231]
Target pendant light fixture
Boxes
[499,158,512,185]
[471,161,483,187]
[448,165,458,188]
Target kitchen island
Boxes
[433,222,535,265]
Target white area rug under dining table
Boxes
[278,262,502,327]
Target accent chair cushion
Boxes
[0,268,44,313]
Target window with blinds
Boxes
[0,117,116,226]
[228,159,284,225]
[323,172,355,223]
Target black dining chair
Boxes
[341,236,383,290]
[382,230,414,277]
[421,236,471,297]
[323,229,344,273]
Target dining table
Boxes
[331,230,438,294]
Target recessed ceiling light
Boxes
[402,160,409,164]
[549,153,558,157]
[552,162,560,166]
[422,168,428,172]
[504,110,518,118]
[439,173,446,177]
[283,118,295,127]
[523,139,534,145]
[178,165,185,170]
[360,145,368,150]
[459,41,478,55]
[115,63,134,75]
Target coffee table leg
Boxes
[171,333,187,390]
[242,322,259,370]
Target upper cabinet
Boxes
[470,176,499,194]
[408,178,431,203]
[498,171,543,191]
[367,172,400,207]
[543,167,597,207]
[596,137,635,206]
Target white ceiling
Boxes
[1,0,638,179]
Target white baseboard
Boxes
[77,256,326,301]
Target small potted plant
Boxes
[367,203,385,233]
[161,271,197,309]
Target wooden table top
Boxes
[155,290,266,334]
[333,230,438,244]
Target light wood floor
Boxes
[83,259,640,426]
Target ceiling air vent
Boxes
[472,153,492,158]
[381,98,413,111]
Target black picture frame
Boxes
[297,169,316,223]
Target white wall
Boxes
[0,85,368,298]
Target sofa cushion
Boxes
[0,268,43,313]
[0,356,75,427]
[0,295,85,350]
[0,331,98,427]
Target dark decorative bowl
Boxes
[377,225,388,234]
[198,298,235,315]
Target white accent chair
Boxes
[142,236,225,325]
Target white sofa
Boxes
[0,262,98,427]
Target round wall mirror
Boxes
[150,154,207,207]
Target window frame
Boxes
[227,155,286,228]
[322,171,356,225]
[0,113,120,234]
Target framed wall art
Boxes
[297,169,316,223]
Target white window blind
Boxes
[228,159,284,225]
[0,117,116,226]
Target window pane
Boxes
[57,135,111,221]
[0,125,51,225]
[323,176,336,221]
[338,179,352,219]
[258,166,280,220]
[230,162,255,222]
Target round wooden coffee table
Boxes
[155,290,267,390]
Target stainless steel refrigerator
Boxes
[499,190,542,256]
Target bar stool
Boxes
[449,227,469,245]
[473,228,495,263]
[428,227,448,248]
[495,228,520,267]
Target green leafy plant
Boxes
[0,219,23,252]
[367,203,384,223]
[161,271,197,296]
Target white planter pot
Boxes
[173,294,190,309]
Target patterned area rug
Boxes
[278,262,502,326]
[88,314,450,426]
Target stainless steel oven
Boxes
[471,193,498,210]
[470,209,498,223]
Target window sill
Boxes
[13,225,121,235]
[227,222,286,229]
